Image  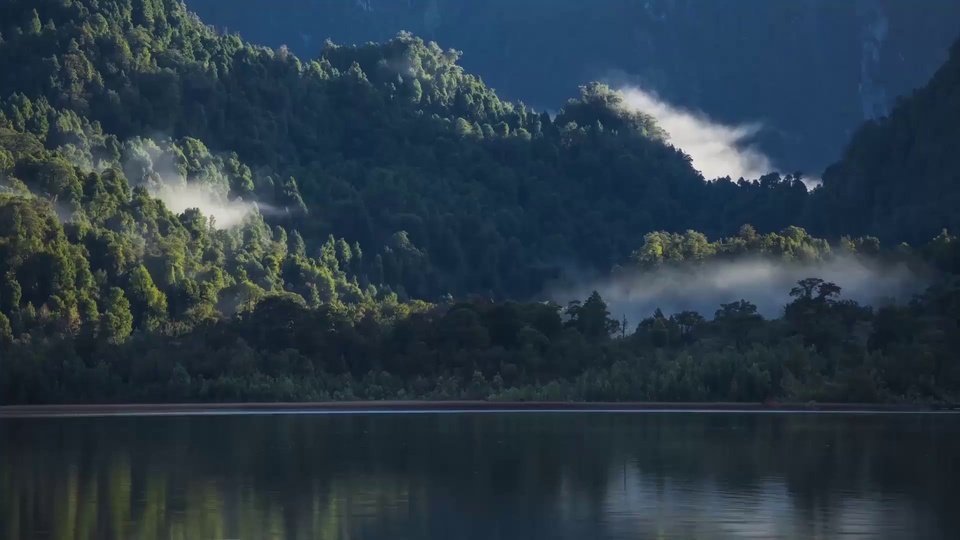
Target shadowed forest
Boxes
[1,0,959,404]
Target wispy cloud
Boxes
[547,255,924,324]
[148,182,262,229]
[616,86,821,189]
[119,137,276,229]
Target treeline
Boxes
[3,263,960,404]
[3,223,960,404]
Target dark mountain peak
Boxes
[814,37,960,243]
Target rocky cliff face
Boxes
[186,0,960,175]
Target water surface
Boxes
[2,412,958,539]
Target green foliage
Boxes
[0,0,817,299]
[2,225,959,405]
[101,287,132,344]
[0,0,957,404]
[556,82,668,140]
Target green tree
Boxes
[128,265,167,331]
[101,287,133,344]
[565,291,619,342]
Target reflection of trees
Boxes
[2,414,957,539]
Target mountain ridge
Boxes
[186,0,960,175]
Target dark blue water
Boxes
[2,412,958,539]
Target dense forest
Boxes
[188,0,960,175]
[0,0,958,405]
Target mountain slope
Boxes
[812,39,960,244]
[186,0,960,175]
[0,0,808,300]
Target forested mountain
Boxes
[0,0,958,405]
[186,0,960,176]
[0,0,813,300]
[811,39,960,245]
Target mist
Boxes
[148,182,261,229]
[0,175,19,195]
[617,86,822,189]
[119,137,274,229]
[0,175,81,224]
[547,255,926,326]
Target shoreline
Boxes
[1,401,958,418]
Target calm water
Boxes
[2,412,959,539]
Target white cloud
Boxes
[148,182,261,229]
[618,86,821,189]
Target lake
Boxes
[2,411,959,539]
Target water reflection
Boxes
[2,413,958,539]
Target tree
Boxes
[101,287,133,344]
[672,311,705,343]
[565,291,619,342]
[714,300,763,350]
[789,277,841,302]
[26,9,42,35]
[0,312,12,344]
[128,265,168,331]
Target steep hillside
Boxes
[0,0,808,300]
[811,39,960,244]
[0,0,958,405]
[187,0,960,175]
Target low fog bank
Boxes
[613,84,822,189]
[547,255,928,325]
